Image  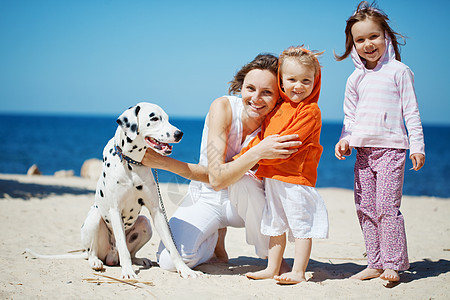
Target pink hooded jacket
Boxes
[339,36,425,155]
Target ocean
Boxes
[1,113,449,198]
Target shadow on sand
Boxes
[0,178,94,200]
[196,256,450,286]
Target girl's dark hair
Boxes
[228,54,278,95]
[334,1,405,61]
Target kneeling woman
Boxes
[141,54,300,270]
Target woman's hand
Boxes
[141,148,169,169]
[410,153,425,171]
[254,134,302,160]
[335,139,351,160]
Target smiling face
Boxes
[241,69,279,122]
[117,103,183,156]
[137,104,183,155]
[351,18,386,69]
[280,58,315,103]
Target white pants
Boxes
[157,173,269,271]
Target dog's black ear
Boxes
[117,105,140,140]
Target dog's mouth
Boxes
[145,137,173,155]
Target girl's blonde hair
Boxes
[279,46,323,76]
[334,1,405,61]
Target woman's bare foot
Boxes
[246,268,277,280]
[207,254,228,264]
[380,269,400,282]
[212,228,228,263]
[350,267,383,280]
[274,271,306,285]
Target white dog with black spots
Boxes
[26,102,200,279]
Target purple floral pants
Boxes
[354,147,409,271]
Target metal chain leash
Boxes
[152,168,178,251]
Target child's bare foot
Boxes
[350,268,383,280]
[274,271,306,285]
[246,269,277,280]
[380,269,400,282]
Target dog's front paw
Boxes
[132,257,152,268]
[121,265,138,279]
[178,265,202,279]
[89,256,104,271]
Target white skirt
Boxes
[262,178,329,242]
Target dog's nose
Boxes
[174,130,183,142]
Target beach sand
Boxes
[0,173,448,299]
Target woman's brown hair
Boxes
[228,54,278,95]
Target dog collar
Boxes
[114,145,144,166]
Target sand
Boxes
[0,173,448,299]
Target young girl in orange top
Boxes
[240,46,329,284]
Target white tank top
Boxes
[188,95,259,204]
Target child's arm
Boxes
[399,68,425,171]
[340,77,358,143]
[334,76,358,161]
[399,68,425,158]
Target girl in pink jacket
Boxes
[335,1,425,282]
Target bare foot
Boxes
[212,228,229,263]
[206,254,228,264]
[246,269,277,280]
[380,269,400,282]
[350,267,383,280]
[274,271,306,285]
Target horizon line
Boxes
[0,110,448,127]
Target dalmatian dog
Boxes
[26,102,199,279]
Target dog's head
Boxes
[116,102,183,156]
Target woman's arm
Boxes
[142,96,299,188]
[207,97,300,191]
[141,149,209,182]
[254,105,320,166]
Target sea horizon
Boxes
[2,110,450,127]
[1,112,449,198]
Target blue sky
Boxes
[1,0,449,125]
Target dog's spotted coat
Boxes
[79,102,199,279]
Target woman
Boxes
[141,54,300,271]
